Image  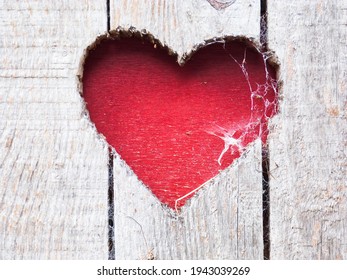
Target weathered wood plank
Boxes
[113,140,263,259]
[110,0,264,259]
[0,1,108,259]
[268,0,347,259]
[111,0,260,63]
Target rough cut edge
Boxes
[111,138,261,219]
[124,26,280,77]
[78,26,281,130]
[81,30,263,259]
[179,139,261,214]
[113,139,263,259]
[77,27,273,68]
[76,21,280,260]
[79,28,280,213]
[110,0,260,61]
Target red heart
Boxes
[83,37,277,209]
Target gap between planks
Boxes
[107,1,114,260]
[260,0,271,260]
[108,150,115,260]
[107,0,111,32]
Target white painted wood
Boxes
[3,0,344,261]
[110,0,264,259]
[113,140,263,259]
[111,0,260,64]
[0,1,109,259]
[268,0,347,259]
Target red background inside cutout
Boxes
[83,38,277,209]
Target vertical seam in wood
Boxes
[106,0,113,260]
[260,0,268,50]
[236,170,239,259]
[107,0,111,32]
[260,0,271,260]
[108,149,115,259]
[262,145,270,260]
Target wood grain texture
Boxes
[267,0,347,259]
[110,0,260,64]
[0,1,108,259]
[113,140,263,259]
[110,0,264,259]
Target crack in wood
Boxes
[107,0,110,32]
[260,0,270,260]
[260,0,268,50]
[262,145,270,260]
[106,0,114,260]
[108,150,115,260]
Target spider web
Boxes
[174,38,279,212]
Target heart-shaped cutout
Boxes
[83,36,277,209]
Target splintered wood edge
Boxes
[77,26,282,143]
[110,139,261,218]
[77,27,279,71]
[113,139,264,259]
[78,27,281,216]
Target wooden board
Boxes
[113,140,263,259]
[110,0,264,259]
[0,1,109,259]
[4,0,344,260]
[110,0,260,63]
[267,0,347,259]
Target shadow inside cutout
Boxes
[82,35,278,209]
